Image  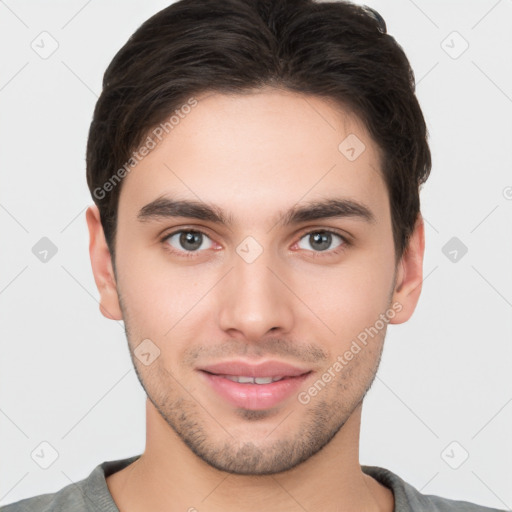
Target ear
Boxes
[389,214,425,324]
[85,204,123,321]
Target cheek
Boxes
[122,272,200,332]
[302,248,395,341]
[115,245,213,358]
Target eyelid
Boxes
[161,225,351,242]
[295,226,351,243]
[160,225,217,244]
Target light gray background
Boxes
[1,0,511,509]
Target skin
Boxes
[86,88,425,512]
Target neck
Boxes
[106,399,394,512]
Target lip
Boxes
[197,360,312,410]
[198,360,311,379]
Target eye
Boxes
[296,230,347,254]
[160,228,349,259]
[162,229,214,256]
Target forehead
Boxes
[118,89,389,226]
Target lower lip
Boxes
[199,371,312,410]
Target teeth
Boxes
[237,376,255,384]
[223,375,284,384]
[255,377,275,384]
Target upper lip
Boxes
[198,360,311,379]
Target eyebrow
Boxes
[137,195,376,228]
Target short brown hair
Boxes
[86,0,431,264]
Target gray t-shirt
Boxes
[0,455,506,512]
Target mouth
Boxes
[207,374,293,384]
[197,361,313,410]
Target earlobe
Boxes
[389,214,425,325]
[85,205,123,321]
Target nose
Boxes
[216,247,295,342]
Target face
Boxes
[87,88,424,475]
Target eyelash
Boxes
[159,228,351,260]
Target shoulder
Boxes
[361,465,507,512]
[425,493,507,512]
[0,480,90,512]
[0,456,140,512]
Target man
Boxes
[1,0,505,511]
